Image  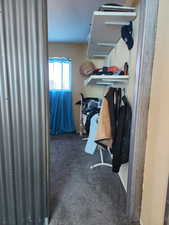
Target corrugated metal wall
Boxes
[0,0,49,225]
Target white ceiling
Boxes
[48,0,129,43]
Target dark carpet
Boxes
[50,134,128,225]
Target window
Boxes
[49,57,71,90]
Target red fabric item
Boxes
[108,66,119,73]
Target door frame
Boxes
[127,0,159,223]
[46,0,160,224]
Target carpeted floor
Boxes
[49,133,128,225]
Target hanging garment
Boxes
[105,87,122,142]
[111,95,132,173]
[85,114,99,155]
[75,94,99,106]
[95,91,113,148]
[76,94,100,135]
[95,87,132,173]
[85,109,99,135]
[84,100,100,135]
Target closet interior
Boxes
[79,4,136,191]
[49,2,139,225]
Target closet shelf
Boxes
[84,75,129,86]
[87,10,136,58]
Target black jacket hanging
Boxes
[99,88,132,173]
[112,95,132,173]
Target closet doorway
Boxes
[47,0,159,224]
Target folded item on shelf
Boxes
[93,66,125,75]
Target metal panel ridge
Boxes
[0,0,49,224]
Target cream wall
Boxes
[48,42,87,132]
[140,1,169,225]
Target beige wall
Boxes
[48,42,87,132]
[140,1,169,224]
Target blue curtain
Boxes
[49,57,75,136]
[49,90,75,135]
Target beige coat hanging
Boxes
[95,97,113,148]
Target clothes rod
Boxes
[104,21,130,26]
[101,78,128,82]
[99,5,135,10]
[96,42,116,47]
[96,82,127,87]
[92,54,107,57]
